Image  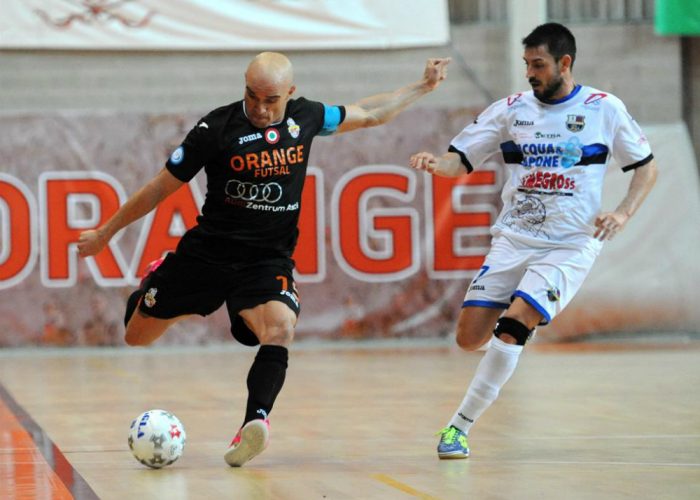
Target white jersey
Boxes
[449,85,653,250]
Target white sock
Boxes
[448,336,523,434]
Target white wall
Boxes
[0,24,681,125]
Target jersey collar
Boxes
[242,101,286,128]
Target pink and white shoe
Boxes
[224,419,270,467]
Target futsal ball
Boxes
[128,409,186,469]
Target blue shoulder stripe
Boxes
[499,141,609,166]
[578,143,609,165]
[500,140,523,164]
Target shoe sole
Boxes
[438,451,470,459]
[224,421,269,467]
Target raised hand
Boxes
[423,58,451,90]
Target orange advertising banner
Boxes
[0,110,698,346]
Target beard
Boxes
[530,73,564,101]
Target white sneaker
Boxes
[224,419,270,467]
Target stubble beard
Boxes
[533,74,564,101]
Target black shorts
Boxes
[138,251,300,345]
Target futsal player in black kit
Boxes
[77,52,450,467]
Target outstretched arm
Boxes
[594,159,658,241]
[77,167,184,256]
[336,58,450,134]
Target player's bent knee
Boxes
[455,334,478,351]
[259,324,294,346]
[455,329,489,351]
[494,317,533,346]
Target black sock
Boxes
[244,345,289,424]
[124,289,142,327]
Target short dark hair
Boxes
[522,23,576,69]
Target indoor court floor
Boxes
[0,338,698,499]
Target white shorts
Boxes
[463,234,600,324]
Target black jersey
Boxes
[165,97,342,263]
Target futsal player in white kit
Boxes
[410,23,658,458]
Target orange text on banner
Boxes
[134,185,201,277]
[44,177,124,283]
[0,179,33,281]
[431,171,497,272]
[335,169,417,278]
[1,169,498,287]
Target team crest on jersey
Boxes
[566,115,586,132]
[143,288,158,308]
[264,128,280,144]
[286,117,300,139]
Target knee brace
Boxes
[494,317,533,346]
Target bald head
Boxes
[246,52,294,88]
[243,52,296,128]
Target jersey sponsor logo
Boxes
[566,114,586,132]
[169,146,184,165]
[520,139,583,168]
[519,171,576,192]
[238,132,263,145]
[584,93,607,105]
[518,143,563,167]
[507,93,523,106]
[534,131,561,139]
[264,128,280,144]
[514,119,534,127]
[557,136,584,168]
[287,117,300,139]
[229,145,305,178]
[242,200,299,212]
[509,137,583,169]
[225,179,283,203]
